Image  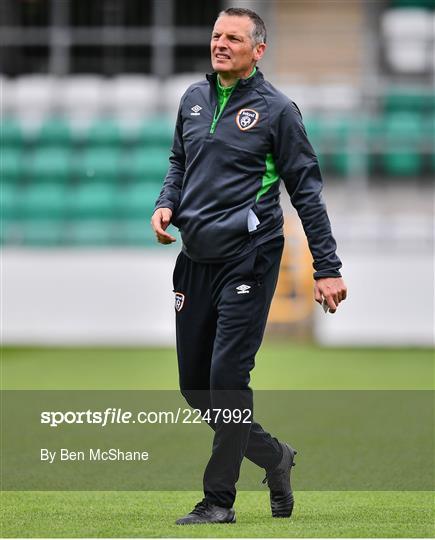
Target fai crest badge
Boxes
[174,292,185,312]
[236,108,259,131]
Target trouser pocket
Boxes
[252,236,285,285]
[172,251,185,292]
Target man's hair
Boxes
[217,7,267,45]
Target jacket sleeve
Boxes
[153,94,187,215]
[271,101,342,279]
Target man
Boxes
[151,7,347,525]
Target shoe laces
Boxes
[262,460,296,486]
[262,444,297,485]
[191,499,213,516]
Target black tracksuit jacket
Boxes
[154,69,342,279]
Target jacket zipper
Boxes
[209,81,239,135]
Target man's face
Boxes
[210,15,265,76]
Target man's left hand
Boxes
[314,277,347,314]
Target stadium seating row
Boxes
[3,109,433,148]
[2,114,433,181]
[391,0,435,7]
[3,182,161,220]
[306,112,434,175]
[383,88,435,113]
[1,147,170,183]
[3,146,432,184]
[1,178,167,246]
[1,117,174,147]
[2,86,433,146]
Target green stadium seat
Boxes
[68,182,118,219]
[138,118,173,148]
[391,0,435,9]
[303,117,326,168]
[17,183,68,220]
[327,116,372,176]
[0,118,23,148]
[383,151,422,176]
[84,118,122,147]
[75,148,122,182]
[332,151,369,177]
[126,148,169,182]
[422,114,435,174]
[1,148,23,183]
[365,116,386,173]
[27,148,72,183]
[364,116,400,174]
[424,114,435,171]
[36,117,72,147]
[117,182,161,220]
[21,221,64,246]
[320,116,350,175]
[382,113,424,176]
[304,117,323,143]
[68,221,113,246]
[1,184,18,220]
[385,113,423,141]
[384,88,435,115]
[306,116,354,174]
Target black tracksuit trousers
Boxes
[173,235,285,508]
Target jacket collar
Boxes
[206,68,264,90]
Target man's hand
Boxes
[151,208,176,244]
[314,277,347,314]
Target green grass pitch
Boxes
[2,490,433,538]
[1,343,433,538]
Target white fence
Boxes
[2,244,432,347]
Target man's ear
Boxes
[253,43,267,62]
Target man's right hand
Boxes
[151,208,177,244]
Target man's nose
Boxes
[216,36,228,48]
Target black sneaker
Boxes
[262,442,297,518]
[175,499,236,525]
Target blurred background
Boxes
[1,0,433,346]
